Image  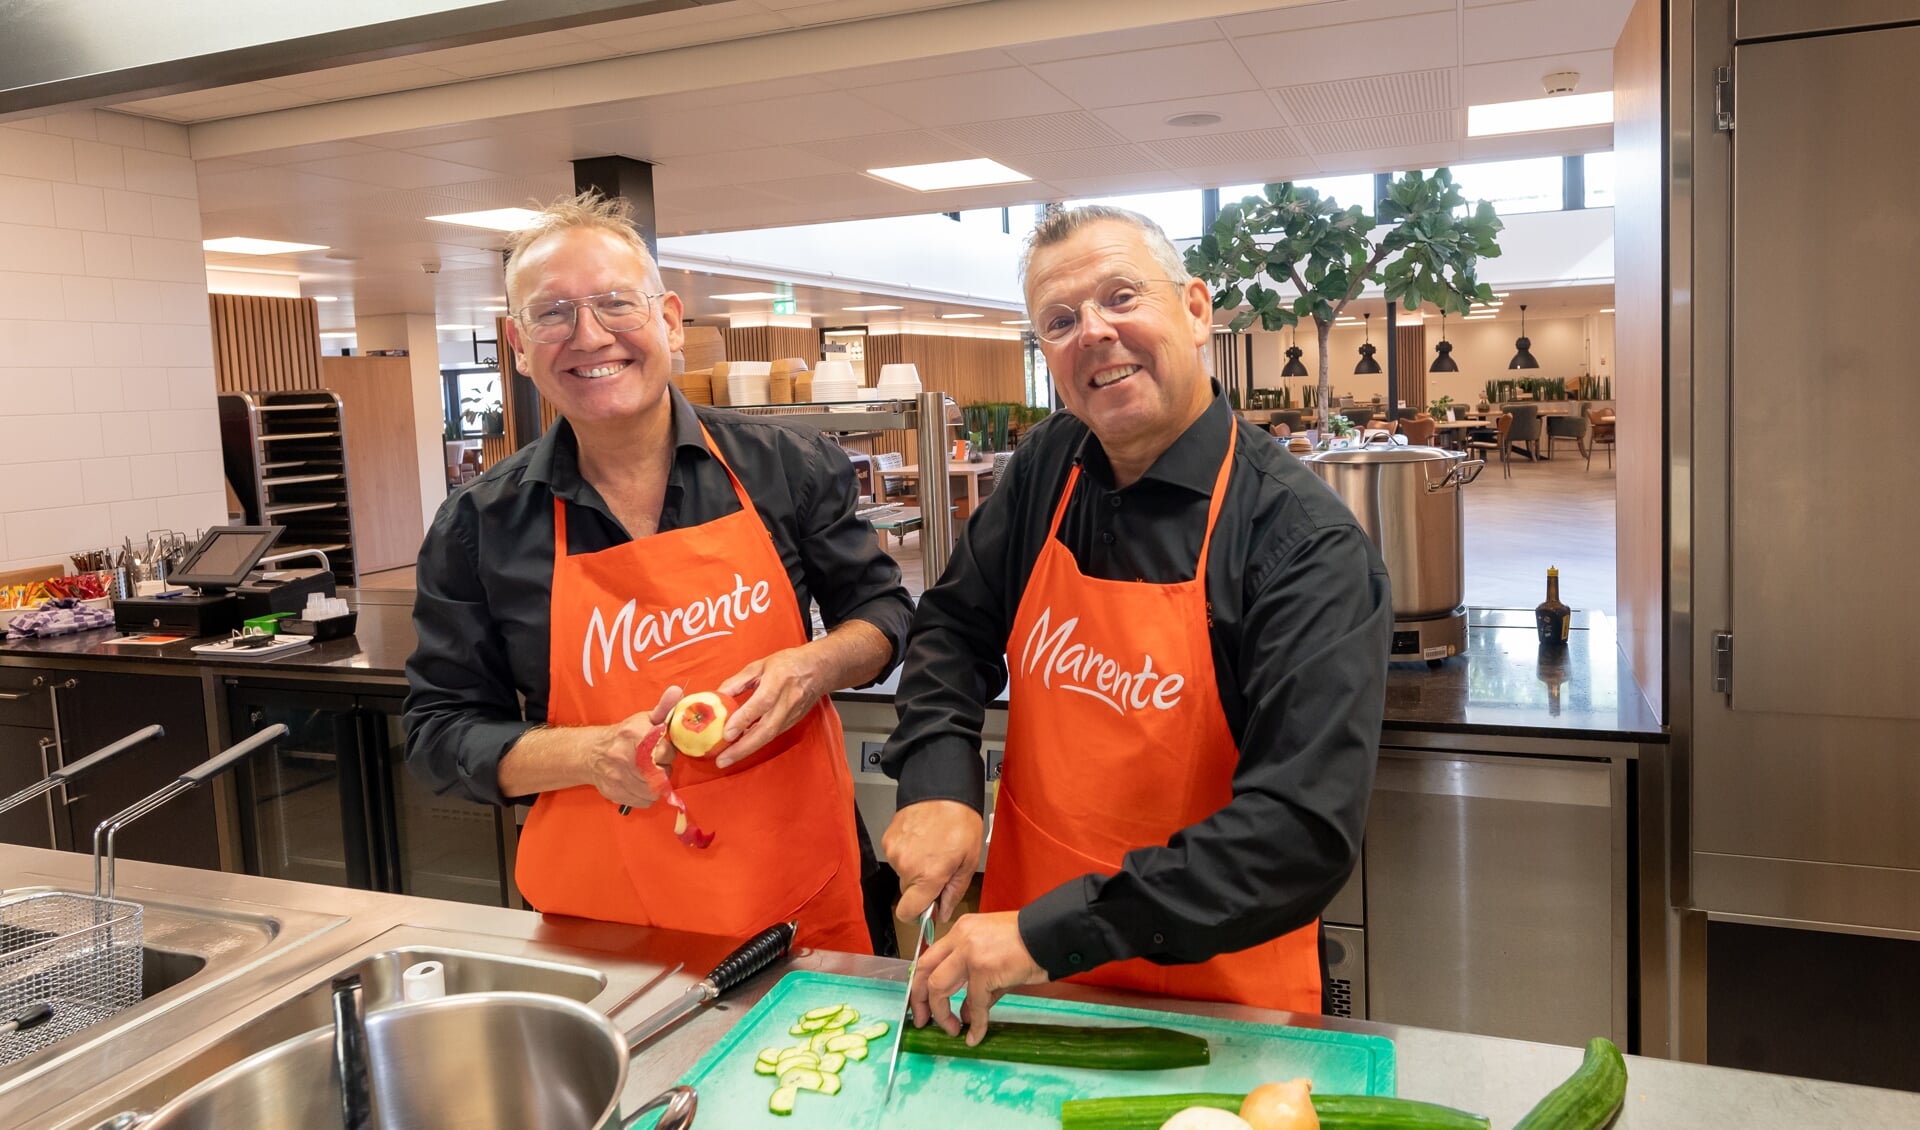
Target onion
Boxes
[1240,1079,1318,1130]
[1159,1108,1254,1130]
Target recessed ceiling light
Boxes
[427,207,543,232]
[939,313,985,320]
[204,237,329,255]
[482,306,509,312]
[309,296,338,302]
[1165,112,1223,128]
[1491,292,1511,297]
[844,304,904,312]
[1468,91,1613,137]
[319,332,356,338]
[866,158,1030,192]
[712,292,783,301]
[437,323,480,332]
[1463,314,1497,320]
[1002,319,1030,325]
[1600,307,1615,313]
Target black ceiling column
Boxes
[572,155,659,263]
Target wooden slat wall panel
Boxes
[862,333,1023,464]
[1394,325,1427,416]
[485,317,522,470]
[720,325,819,366]
[320,356,424,574]
[209,294,322,393]
[681,324,727,372]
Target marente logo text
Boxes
[1018,607,1184,715]
[582,573,772,685]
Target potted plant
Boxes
[1427,395,1454,420]
[1319,413,1357,449]
[461,378,504,436]
[1186,171,1504,426]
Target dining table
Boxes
[888,461,996,517]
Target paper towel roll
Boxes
[402,960,446,1001]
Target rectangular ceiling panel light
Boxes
[866,158,1030,192]
[939,313,985,319]
[426,207,543,232]
[1468,91,1613,137]
[844,304,904,312]
[203,236,328,255]
[711,291,783,301]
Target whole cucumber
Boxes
[1512,1037,1627,1130]
[1057,1091,1491,1129]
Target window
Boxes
[955,207,1008,232]
[1220,174,1376,215]
[1438,157,1564,215]
[1065,189,1205,241]
[1583,151,1615,208]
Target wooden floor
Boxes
[361,448,1617,617]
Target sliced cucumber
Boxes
[818,1052,847,1075]
[787,1022,809,1036]
[753,1059,778,1076]
[779,1067,828,1092]
[818,1072,843,1096]
[843,1041,869,1061]
[851,1021,890,1040]
[775,1050,820,1069]
[769,1085,798,1116]
[829,1006,861,1028]
[803,1004,846,1021]
[808,1028,847,1052]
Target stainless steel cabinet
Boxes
[1363,748,1627,1047]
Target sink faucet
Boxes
[330,974,376,1130]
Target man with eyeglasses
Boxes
[881,206,1391,1039]
[405,191,912,951]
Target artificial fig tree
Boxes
[1184,170,1505,422]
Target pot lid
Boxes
[1302,445,1462,464]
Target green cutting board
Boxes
[646,970,1394,1128]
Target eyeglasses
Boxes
[514,289,665,343]
[1032,277,1176,343]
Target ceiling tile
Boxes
[1042,172,1194,199]
[1004,145,1166,181]
[1463,0,1635,63]
[696,90,921,142]
[1237,12,1460,87]
[1298,111,1459,153]
[937,111,1124,156]
[284,151,501,190]
[1275,68,1457,124]
[1143,127,1303,168]
[818,48,1021,90]
[752,172,915,205]
[1006,19,1225,64]
[265,59,463,95]
[794,130,977,168]
[637,76,836,114]
[357,119,517,151]
[1028,41,1260,109]
[429,40,614,78]
[567,113,779,160]
[847,68,1077,127]
[1220,0,1454,36]
[403,134,579,174]
[1172,158,1323,189]
[651,146,847,189]
[1462,50,1613,104]
[245,140,386,167]
[1093,90,1290,141]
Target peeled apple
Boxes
[1239,1080,1318,1130]
[1159,1109,1253,1130]
[667,690,740,759]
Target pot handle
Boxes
[1428,459,1486,492]
[623,1084,698,1129]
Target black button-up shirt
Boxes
[882,390,1391,980]
[405,389,915,807]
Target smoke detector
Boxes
[1165,111,1224,129]
[1541,71,1581,95]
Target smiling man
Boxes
[404,191,911,950]
[880,206,1392,1041]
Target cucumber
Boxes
[900,1021,1209,1071]
[823,1033,869,1054]
[851,1020,890,1040]
[1058,1092,1491,1130]
[818,1052,847,1075]
[808,1029,847,1052]
[802,1004,844,1021]
[1512,1037,1626,1130]
[769,1085,798,1116]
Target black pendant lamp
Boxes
[1281,326,1308,377]
[1509,304,1540,369]
[1429,312,1459,372]
[1354,313,1382,374]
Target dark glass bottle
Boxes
[1535,566,1571,646]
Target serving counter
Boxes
[2,847,1910,1130]
[0,594,1669,1056]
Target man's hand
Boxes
[583,685,683,808]
[884,800,983,924]
[711,647,825,768]
[910,911,1047,1045]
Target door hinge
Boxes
[1714,65,1735,132]
[1710,631,1733,694]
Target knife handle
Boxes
[706,920,797,996]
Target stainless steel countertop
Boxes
[4,846,1913,1129]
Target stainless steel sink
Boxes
[66,926,620,1127]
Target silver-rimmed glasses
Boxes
[1033,276,1176,343]
[514,289,665,343]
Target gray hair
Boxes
[503,189,661,305]
[1018,205,1192,295]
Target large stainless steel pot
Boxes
[1299,446,1482,621]
[93,992,696,1130]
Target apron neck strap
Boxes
[1043,416,1239,576]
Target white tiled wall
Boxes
[0,110,223,572]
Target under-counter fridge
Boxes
[224,681,516,907]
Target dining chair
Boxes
[1585,408,1616,470]
[1502,404,1542,461]
[1544,413,1588,460]
[1399,415,1437,446]
[1465,413,1512,478]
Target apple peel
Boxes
[619,724,715,848]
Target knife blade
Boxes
[882,904,935,1104]
[621,919,798,1050]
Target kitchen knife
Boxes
[621,919,798,1049]
[882,904,935,1105]
[0,1002,52,1036]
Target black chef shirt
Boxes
[881,389,1391,980]
[405,388,914,807]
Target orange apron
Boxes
[515,425,871,953]
[980,422,1321,1012]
